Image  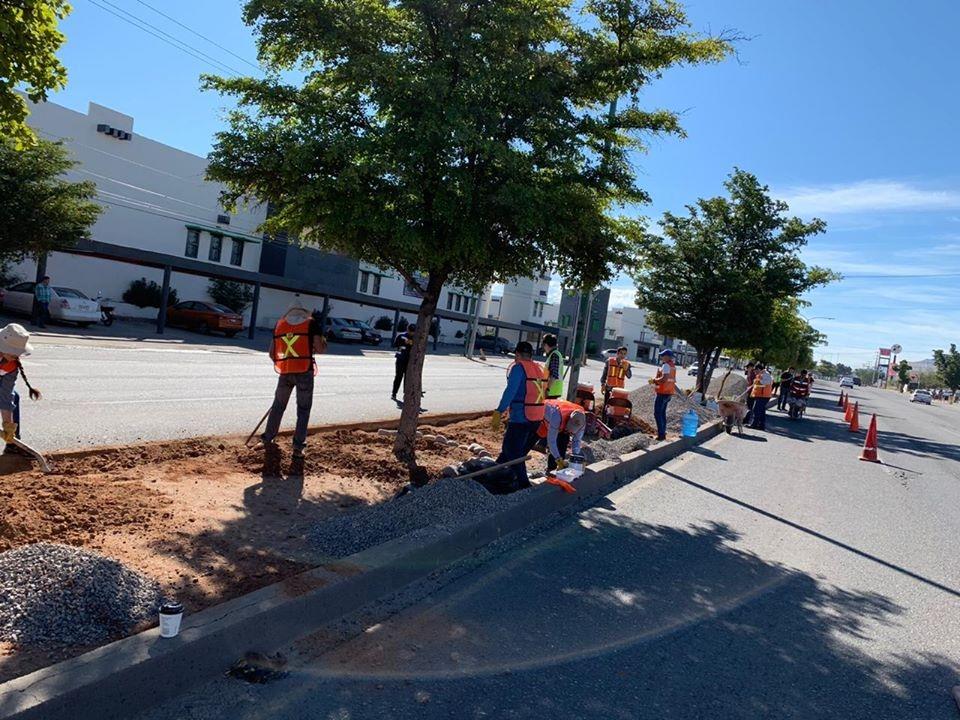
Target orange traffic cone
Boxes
[844,399,854,423]
[837,392,844,408]
[848,401,860,432]
[859,414,880,462]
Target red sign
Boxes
[879,348,891,357]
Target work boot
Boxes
[3,443,24,456]
[292,446,305,460]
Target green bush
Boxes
[373,315,393,331]
[208,278,253,313]
[122,277,178,308]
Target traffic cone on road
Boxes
[848,402,860,432]
[859,414,881,462]
[844,399,854,423]
[837,392,844,408]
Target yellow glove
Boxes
[555,458,569,471]
[2,422,17,444]
[648,378,657,385]
[490,411,502,432]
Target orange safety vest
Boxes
[507,359,547,422]
[606,358,629,389]
[0,358,17,376]
[537,399,583,438]
[271,317,313,374]
[655,361,676,396]
[752,374,773,398]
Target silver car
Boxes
[910,390,932,405]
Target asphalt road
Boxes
[14,329,692,452]
[139,381,960,720]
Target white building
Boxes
[481,274,559,344]
[604,306,664,362]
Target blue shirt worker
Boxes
[33,276,52,329]
[491,341,547,491]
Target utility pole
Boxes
[464,289,484,359]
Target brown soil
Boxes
[0,414,505,683]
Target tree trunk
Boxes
[393,272,446,486]
[696,346,720,399]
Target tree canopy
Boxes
[633,168,837,393]
[204,0,733,479]
[0,138,101,266]
[0,0,71,147]
[733,299,825,371]
[933,344,960,391]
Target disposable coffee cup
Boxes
[159,602,184,638]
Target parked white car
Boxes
[910,390,932,405]
[0,281,101,326]
[839,376,855,388]
[687,363,700,376]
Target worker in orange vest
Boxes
[535,398,587,472]
[0,324,42,455]
[649,349,676,441]
[749,363,774,431]
[492,341,547,491]
[262,300,327,458]
[601,346,632,406]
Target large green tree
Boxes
[634,169,837,395]
[0,0,71,147]
[204,0,731,482]
[933,344,960,392]
[0,138,101,266]
[733,299,825,371]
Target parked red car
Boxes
[165,301,244,337]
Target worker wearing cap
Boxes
[541,334,564,400]
[749,363,774,430]
[0,324,42,454]
[535,399,586,473]
[262,301,327,458]
[601,346,632,406]
[649,349,676,441]
[492,341,547,491]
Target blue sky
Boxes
[49,0,960,367]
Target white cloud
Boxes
[606,286,638,309]
[779,180,960,216]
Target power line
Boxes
[85,0,244,77]
[96,193,264,236]
[78,168,219,215]
[133,0,263,73]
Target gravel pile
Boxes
[707,372,748,400]
[0,543,162,647]
[584,432,652,463]
[627,385,717,434]
[310,479,528,558]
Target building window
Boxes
[185,229,199,258]
[469,297,477,315]
[359,271,369,293]
[230,238,244,266]
[208,234,222,262]
[372,274,381,295]
[447,293,454,310]
[455,295,462,312]
[358,271,382,296]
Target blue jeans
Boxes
[654,394,671,439]
[751,397,770,430]
[497,420,540,490]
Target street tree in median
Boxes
[933,344,960,392]
[203,0,732,482]
[633,169,837,395]
[0,138,101,266]
[1,0,71,147]
[733,299,825,371]
[895,360,913,387]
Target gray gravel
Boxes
[584,431,652,462]
[627,385,717,433]
[0,543,162,647]
[310,479,529,558]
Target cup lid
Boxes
[160,601,184,615]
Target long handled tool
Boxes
[9,438,52,474]
[454,455,531,482]
[244,406,272,447]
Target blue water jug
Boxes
[681,410,699,438]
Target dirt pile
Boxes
[707,371,748,400]
[627,385,717,434]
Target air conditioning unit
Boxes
[96,123,131,141]
[217,214,231,225]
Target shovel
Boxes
[9,438,52,474]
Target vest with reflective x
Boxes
[546,349,565,398]
[271,318,313,374]
[606,357,629,388]
[508,359,547,422]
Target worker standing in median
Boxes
[542,333,564,400]
[535,398,586,472]
[0,324,42,455]
[749,363,774,431]
[492,341,547,491]
[649,348,677,441]
[391,323,416,402]
[776,366,796,411]
[601,346,632,406]
[262,301,327,459]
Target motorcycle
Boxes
[787,394,807,420]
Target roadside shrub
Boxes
[208,278,253,312]
[122,277,178,308]
[397,317,409,332]
[373,315,393,331]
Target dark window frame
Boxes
[208,234,223,262]
[185,229,200,258]
[229,238,244,266]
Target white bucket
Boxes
[159,602,184,638]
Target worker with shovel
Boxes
[648,348,677,441]
[0,324,42,456]
[261,301,327,459]
[491,341,547,491]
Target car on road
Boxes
[323,317,363,343]
[0,281,101,327]
[165,301,244,337]
[910,389,932,405]
[602,348,620,359]
[345,319,383,345]
[852,376,862,386]
[473,334,512,354]
[687,363,700,376]
[839,376,855,388]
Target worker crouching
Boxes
[491,341,546,492]
[262,302,327,458]
[536,399,587,473]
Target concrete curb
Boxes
[0,421,723,720]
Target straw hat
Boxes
[0,324,32,357]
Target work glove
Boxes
[2,422,17,444]
[490,411,502,432]
[647,378,657,385]
[555,458,569,471]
